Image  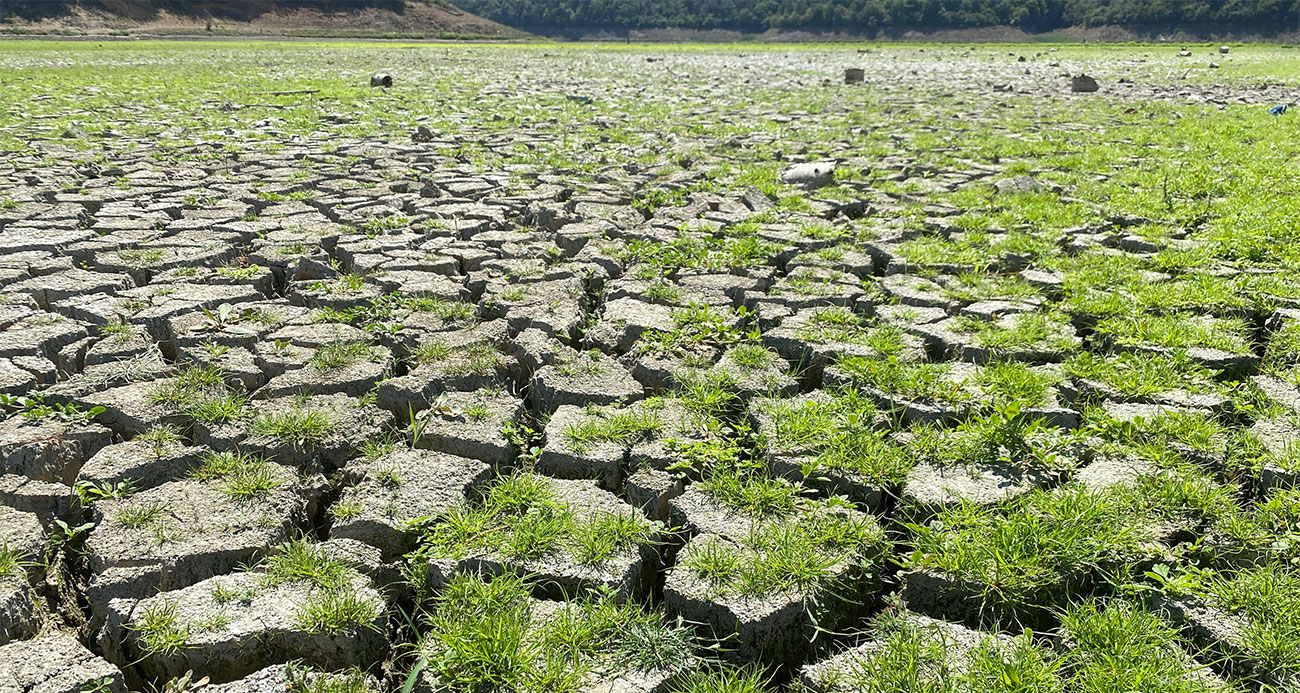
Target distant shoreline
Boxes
[519,24,1300,44]
[2,23,1297,43]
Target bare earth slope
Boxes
[0,0,524,38]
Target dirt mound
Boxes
[0,0,524,38]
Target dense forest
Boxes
[454,0,1299,33]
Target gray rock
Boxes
[780,162,837,191]
[1071,74,1099,93]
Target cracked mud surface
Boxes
[3,41,1300,692]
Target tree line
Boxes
[453,0,1299,33]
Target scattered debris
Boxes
[255,89,319,96]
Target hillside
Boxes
[454,0,1300,38]
[0,0,525,38]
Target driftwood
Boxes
[255,89,319,96]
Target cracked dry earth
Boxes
[4,41,1300,693]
